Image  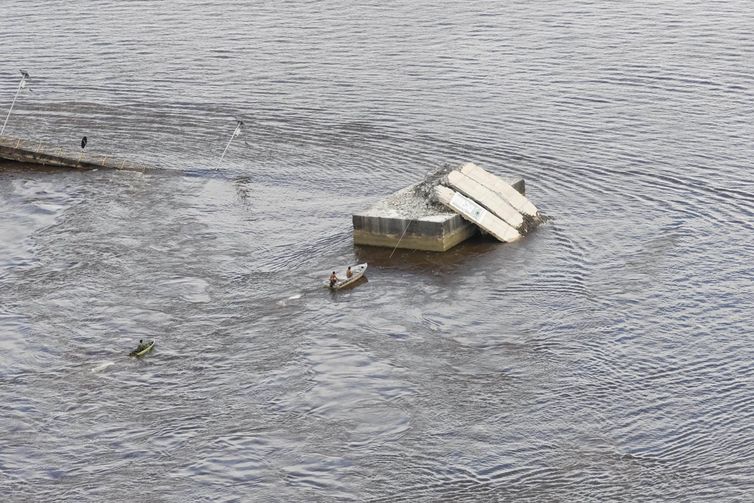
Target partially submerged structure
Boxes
[353,163,541,252]
[0,135,151,172]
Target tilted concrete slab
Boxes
[434,185,521,243]
[446,170,524,229]
[460,162,539,216]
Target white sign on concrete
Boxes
[450,190,486,221]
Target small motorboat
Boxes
[129,340,155,357]
[326,263,368,290]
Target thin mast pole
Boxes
[1,77,24,135]
[220,121,242,162]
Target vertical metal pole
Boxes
[1,77,24,135]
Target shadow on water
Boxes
[353,231,523,274]
[0,160,86,174]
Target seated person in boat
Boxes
[346,266,353,278]
[130,339,148,355]
[329,271,338,287]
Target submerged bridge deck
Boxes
[0,135,153,172]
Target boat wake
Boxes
[276,293,303,306]
[91,361,115,373]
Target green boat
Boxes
[129,340,155,357]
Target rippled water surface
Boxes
[1,1,753,501]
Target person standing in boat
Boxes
[346,266,353,278]
[329,271,338,288]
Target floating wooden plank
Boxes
[446,170,524,229]
[460,162,539,216]
[434,185,520,242]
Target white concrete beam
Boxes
[447,170,524,229]
[434,185,521,243]
[460,163,539,217]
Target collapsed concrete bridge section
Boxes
[0,135,151,172]
[353,163,541,252]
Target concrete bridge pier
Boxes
[353,177,525,252]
